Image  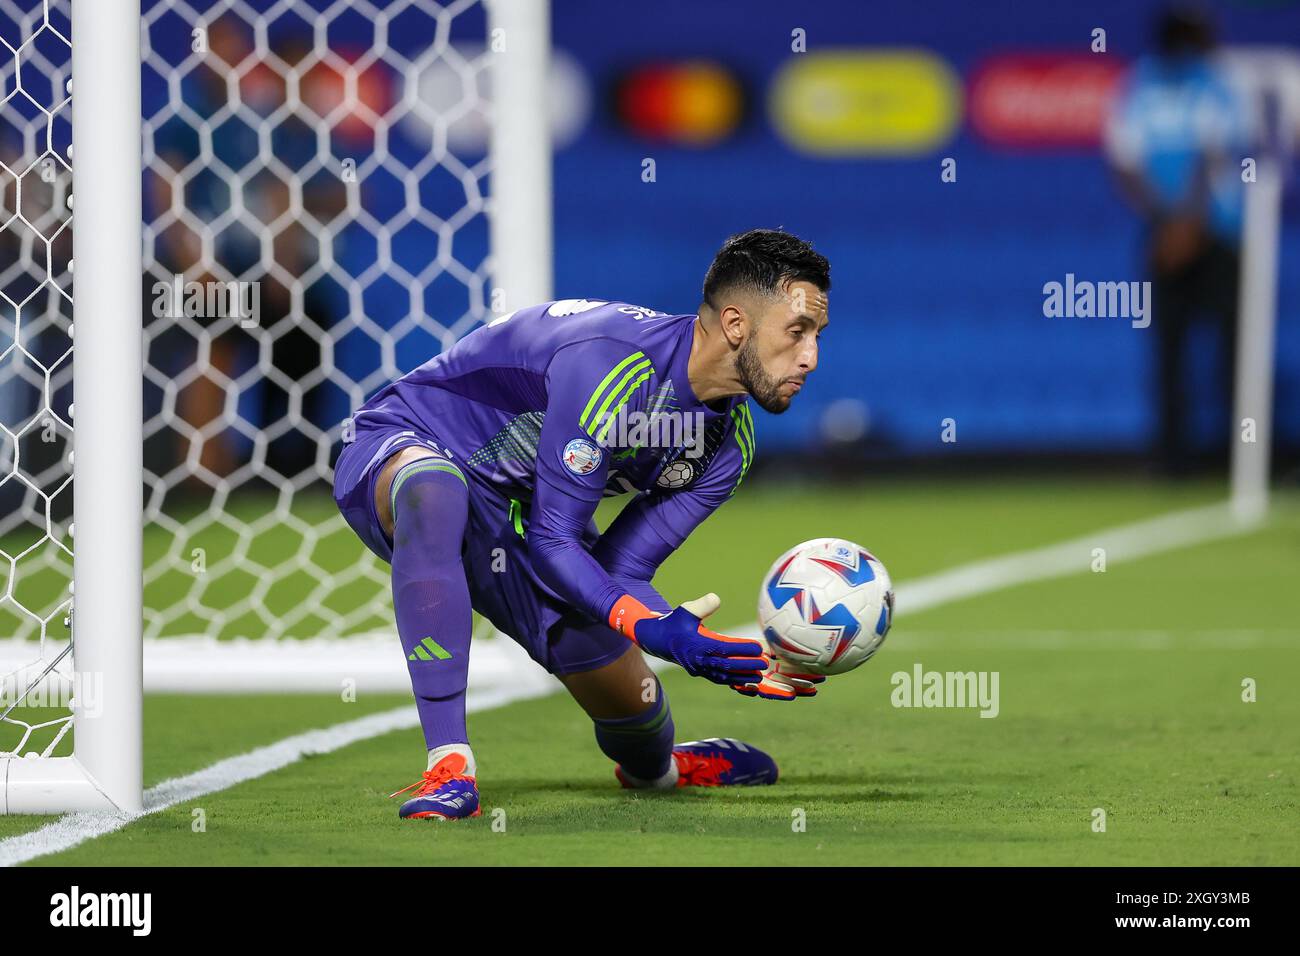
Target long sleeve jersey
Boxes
[354,299,757,624]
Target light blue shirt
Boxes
[1106,55,1251,241]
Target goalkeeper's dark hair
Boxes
[701,229,830,311]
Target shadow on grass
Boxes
[475,775,929,806]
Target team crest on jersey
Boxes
[562,438,603,476]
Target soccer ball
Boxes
[757,537,894,676]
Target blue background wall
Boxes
[11,0,1288,462]
[548,0,1300,457]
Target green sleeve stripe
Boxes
[735,407,756,464]
[738,405,759,463]
[730,406,756,495]
[587,358,653,438]
[730,410,748,472]
[739,404,757,456]
[578,351,646,431]
[594,366,654,442]
[389,460,467,521]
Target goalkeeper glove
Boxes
[732,656,826,701]
[609,593,767,687]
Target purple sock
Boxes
[388,459,472,750]
[593,678,675,781]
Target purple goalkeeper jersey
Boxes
[353,299,757,624]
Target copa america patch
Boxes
[561,437,603,476]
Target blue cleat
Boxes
[617,737,779,789]
[390,752,481,820]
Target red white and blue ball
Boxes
[757,538,894,676]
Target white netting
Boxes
[0,0,74,756]
[2,0,502,754]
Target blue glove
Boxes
[614,593,767,686]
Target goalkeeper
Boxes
[333,229,830,819]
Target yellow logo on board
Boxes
[770,50,962,156]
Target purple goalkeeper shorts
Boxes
[332,410,630,677]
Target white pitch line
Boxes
[0,679,556,867]
[731,500,1260,641]
[898,500,1257,616]
[0,499,1266,865]
[868,629,1294,650]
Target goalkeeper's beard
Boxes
[736,334,791,414]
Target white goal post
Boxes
[1226,48,1300,523]
[1,0,552,814]
[1,0,143,814]
[488,0,552,310]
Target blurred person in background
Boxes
[1105,5,1250,476]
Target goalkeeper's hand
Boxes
[732,656,826,701]
[609,593,767,687]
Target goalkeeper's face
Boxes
[736,280,828,414]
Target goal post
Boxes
[487,0,553,308]
[2,0,144,814]
[1230,155,1281,524]
[2,0,554,813]
[1225,47,1298,524]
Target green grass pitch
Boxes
[2,478,1297,865]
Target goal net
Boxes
[1,0,551,812]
